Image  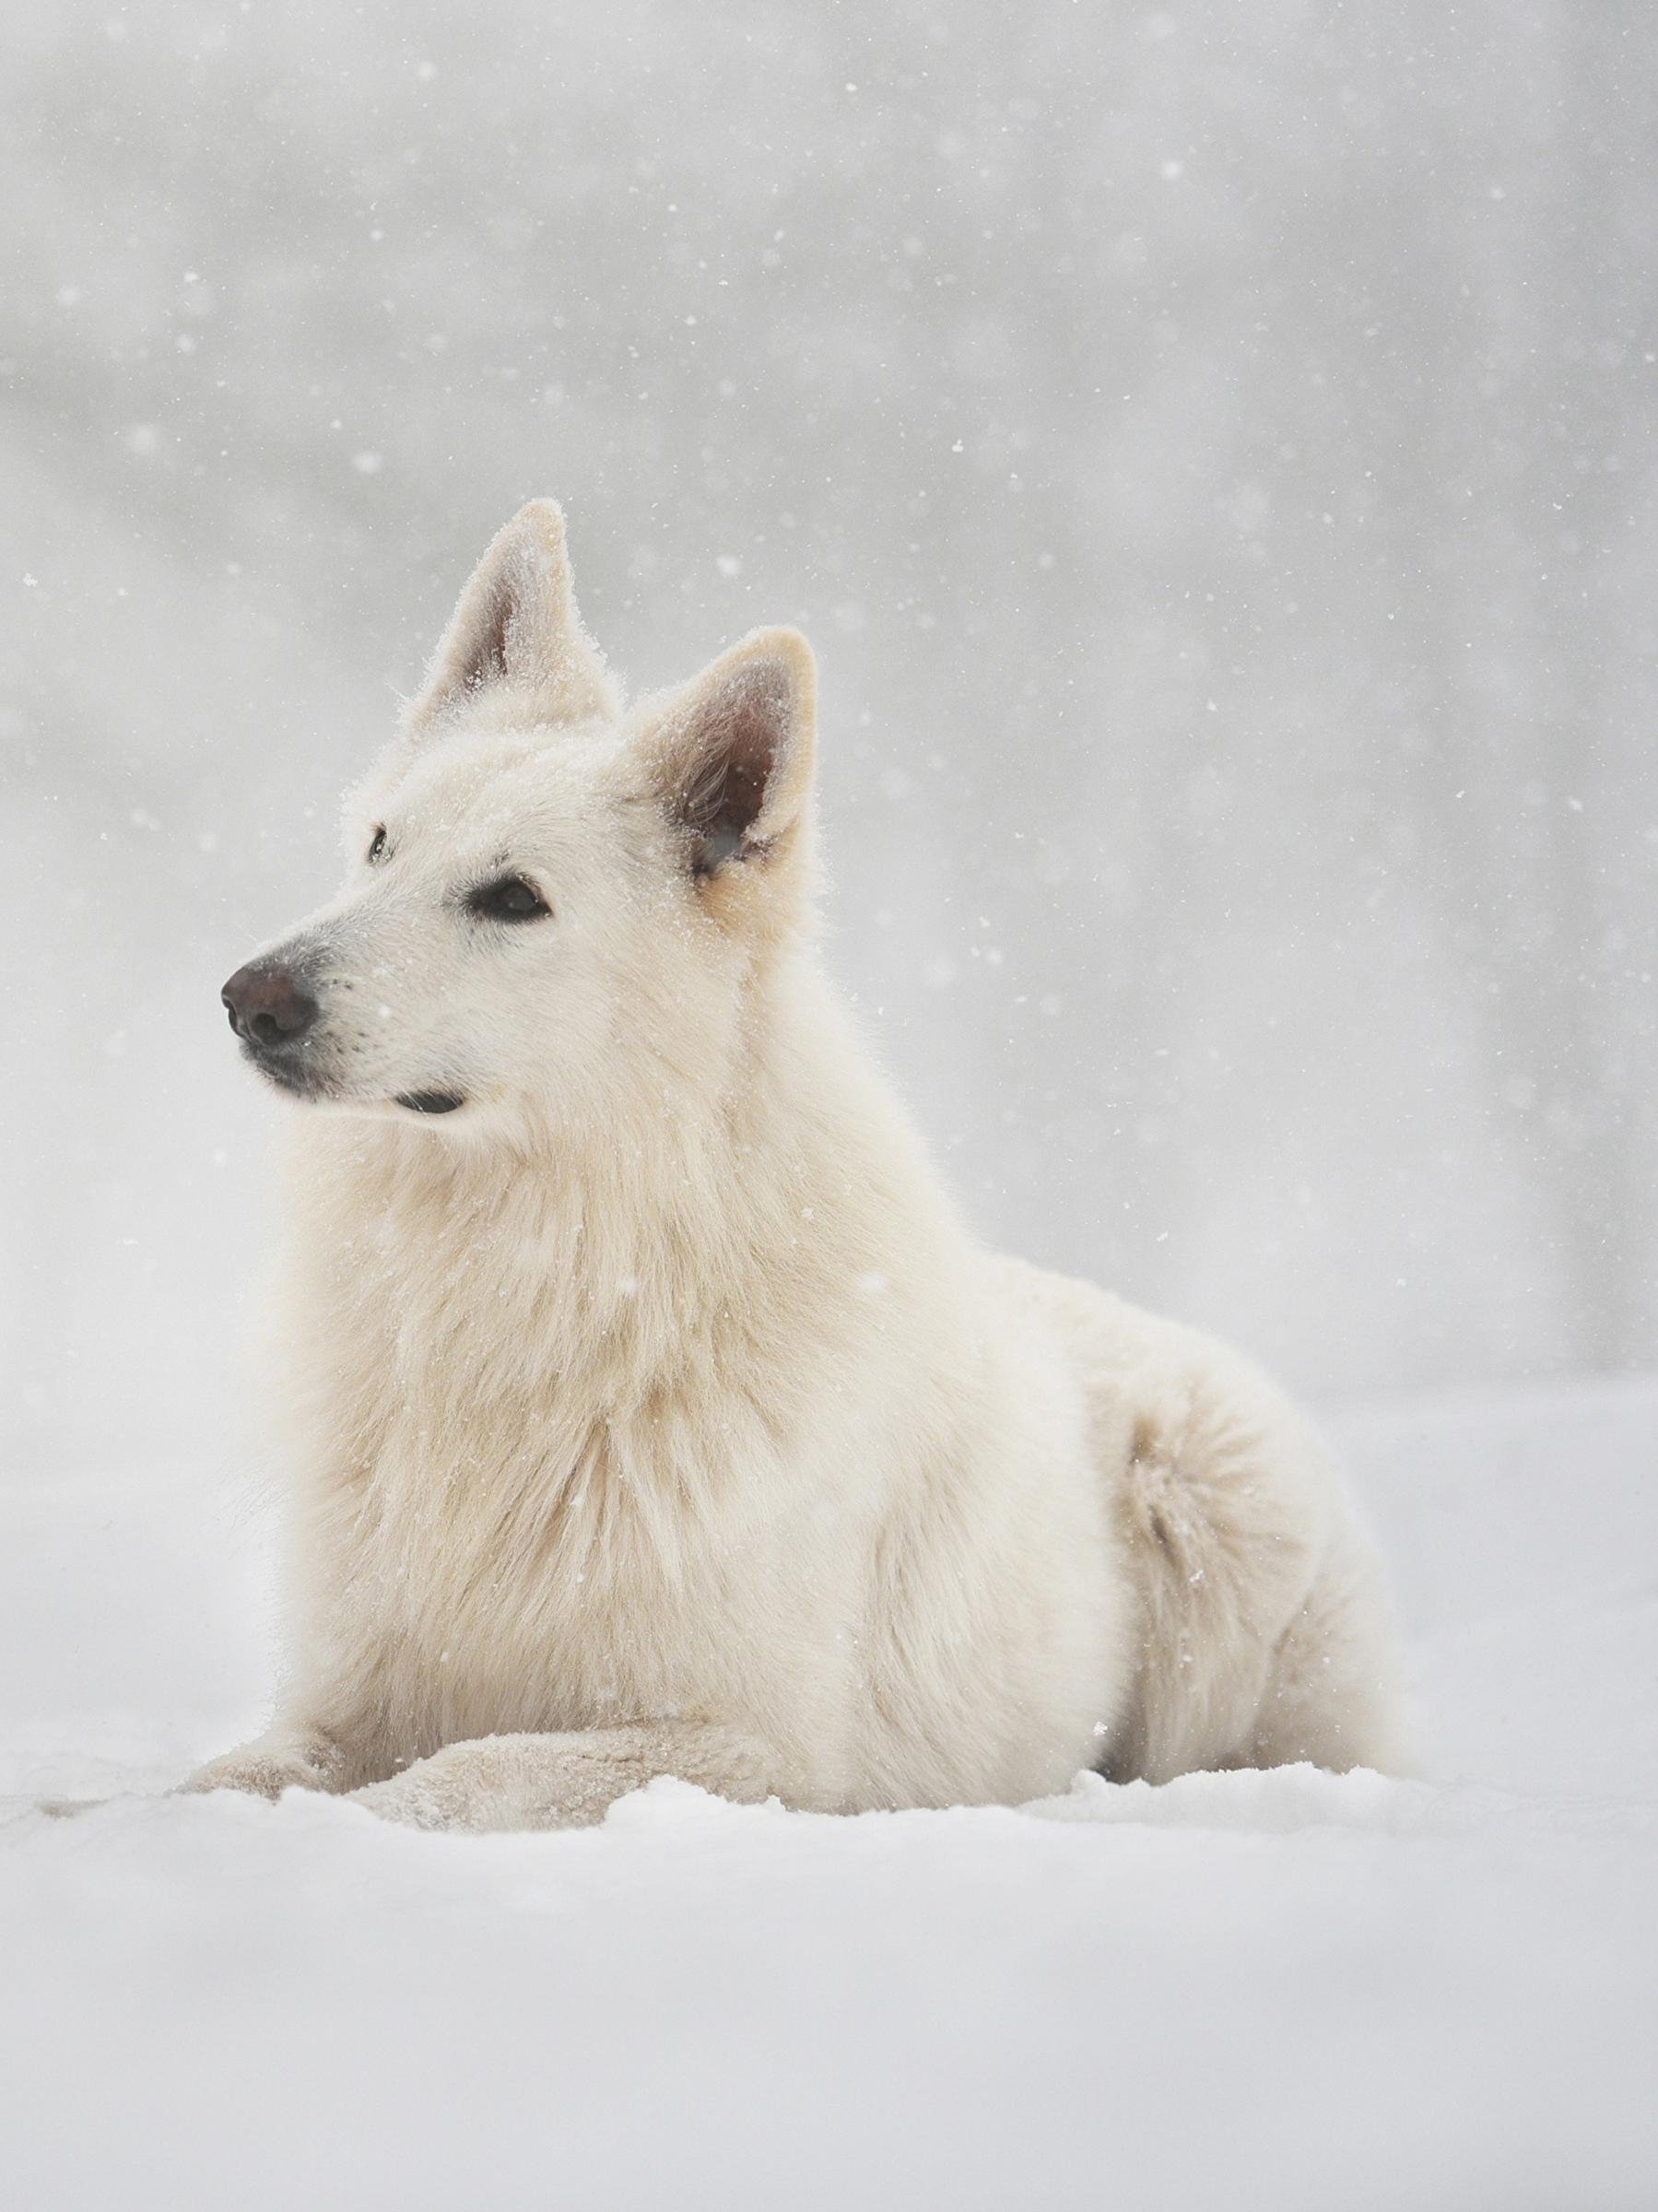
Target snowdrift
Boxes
[3,1378,1654,2209]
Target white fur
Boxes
[186,501,1409,1830]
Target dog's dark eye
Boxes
[467,874,550,924]
[367,826,387,863]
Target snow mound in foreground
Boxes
[2,1377,1655,2210]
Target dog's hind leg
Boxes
[1244,1526,1415,1776]
[346,1722,777,1832]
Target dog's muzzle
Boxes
[221,958,336,1098]
[221,960,319,1053]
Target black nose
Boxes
[221,962,319,1050]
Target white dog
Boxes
[188,500,1408,1830]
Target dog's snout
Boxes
[221,962,320,1051]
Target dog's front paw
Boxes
[177,1735,339,1802]
[348,1748,476,1831]
[347,1737,600,1832]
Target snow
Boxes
[3,1378,1655,2209]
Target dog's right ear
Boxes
[405,500,617,735]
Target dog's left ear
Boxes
[406,500,616,735]
[646,628,817,881]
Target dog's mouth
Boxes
[242,1048,463,1120]
[243,1046,335,1102]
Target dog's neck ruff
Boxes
[286,968,902,1430]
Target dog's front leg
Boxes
[177,1702,390,1802]
[347,1723,776,1832]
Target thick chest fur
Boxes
[356,1402,815,1742]
[292,1193,877,1778]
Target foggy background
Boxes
[3,1,1653,1472]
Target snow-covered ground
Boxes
[2,1377,1654,2209]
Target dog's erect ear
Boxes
[405,500,617,735]
[646,629,817,880]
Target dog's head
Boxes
[221,501,817,1138]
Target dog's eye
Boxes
[467,874,550,924]
[367,826,387,864]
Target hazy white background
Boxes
[5,16,1656,2208]
[4,1,1653,1474]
